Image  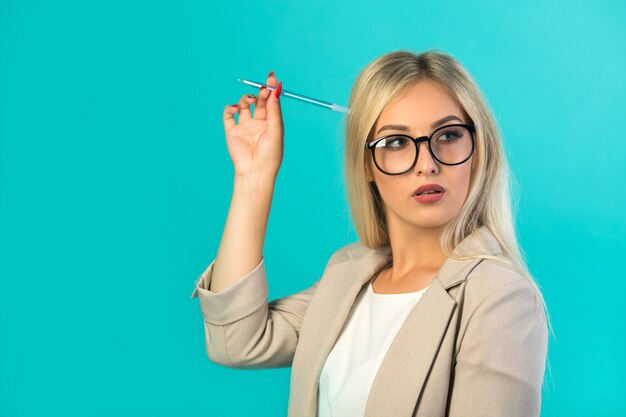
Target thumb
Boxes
[266,81,284,138]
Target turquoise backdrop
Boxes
[1,0,624,416]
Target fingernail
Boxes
[259,85,266,91]
[275,81,282,99]
[231,104,238,108]
[268,71,275,78]
[247,94,256,98]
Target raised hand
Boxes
[222,71,284,181]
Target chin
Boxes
[406,215,451,229]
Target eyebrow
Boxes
[376,115,464,135]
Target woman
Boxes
[191,50,551,417]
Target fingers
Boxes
[235,92,257,123]
[252,84,272,120]
[265,75,283,135]
[223,71,283,132]
[222,93,257,132]
[223,103,238,132]
[253,72,278,120]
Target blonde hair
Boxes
[341,49,554,390]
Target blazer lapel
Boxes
[365,226,502,415]
[363,258,490,416]
[362,277,455,416]
[288,225,503,417]
[288,247,393,416]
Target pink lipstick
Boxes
[412,183,445,204]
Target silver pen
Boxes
[237,78,350,114]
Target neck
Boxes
[385,220,448,281]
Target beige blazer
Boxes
[191,225,548,417]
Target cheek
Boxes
[371,172,399,200]
[455,165,473,202]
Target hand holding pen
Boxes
[223,71,285,182]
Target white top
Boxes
[317,269,429,417]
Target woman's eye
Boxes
[387,136,409,148]
[438,131,460,142]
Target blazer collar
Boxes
[350,224,503,290]
[288,225,503,417]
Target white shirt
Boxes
[317,271,429,417]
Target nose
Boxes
[413,141,439,176]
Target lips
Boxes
[413,183,445,196]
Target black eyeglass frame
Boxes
[365,123,476,175]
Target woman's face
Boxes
[365,80,475,232]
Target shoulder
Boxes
[461,258,544,315]
[466,259,527,293]
[326,241,389,265]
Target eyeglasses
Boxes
[365,123,476,175]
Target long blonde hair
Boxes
[341,49,554,390]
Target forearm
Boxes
[211,174,276,293]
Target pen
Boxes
[237,78,350,114]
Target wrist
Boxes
[233,174,276,198]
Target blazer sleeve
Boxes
[447,279,549,417]
[190,256,320,369]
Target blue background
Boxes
[1,0,625,416]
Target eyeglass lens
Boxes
[372,125,473,174]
